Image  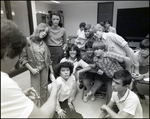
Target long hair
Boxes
[48,9,63,27]
[65,44,81,61]
[1,18,27,59]
[30,23,49,42]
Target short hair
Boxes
[79,22,86,28]
[104,20,112,25]
[113,69,132,86]
[84,24,91,31]
[1,18,27,59]
[92,41,106,51]
[91,24,105,32]
[139,38,149,49]
[85,40,94,49]
[54,62,74,78]
[65,44,81,61]
[48,9,63,27]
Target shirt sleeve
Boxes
[110,33,127,48]
[123,96,139,116]
[78,59,89,68]
[106,52,124,63]
[1,73,34,118]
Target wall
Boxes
[33,1,149,37]
[53,3,97,36]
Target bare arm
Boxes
[124,44,132,58]
[28,80,60,118]
[99,101,114,118]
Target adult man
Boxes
[1,18,60,118]
[99,69,143,118]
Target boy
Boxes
[92,41,131,104]
[99,69,143,118]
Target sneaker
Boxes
[83,91,92,103]
[90,94,96,101]
[79,83,84,89]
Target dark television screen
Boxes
[116,7,149,40]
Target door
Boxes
[97,2,114,25]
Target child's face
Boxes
[60,67,70,80]
[80,27,84,31]
[39,27,48,39]
[112,78,124,92]
[52,15,60,26]
[139,48,149,57]
[86,48,94,57]
[94,49,103,57]
[69,48,77,59]
[95,31,103,39]
[85,29,90,38]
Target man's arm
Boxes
[28,81,60,118]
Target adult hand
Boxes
[58,109,66,118]
[23,87,40,101]
[31,68,39,75]
[51,80,61,92]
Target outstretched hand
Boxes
[23,87,40,101]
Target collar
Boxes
[118,88,130,102]
[102,32,107,40]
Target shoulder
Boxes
[60,27,66,32]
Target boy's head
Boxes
[112,69,132,92]
[139,38,149,57]
[85,41,94,57]
[79,22,86,31]
[92,41,106,57]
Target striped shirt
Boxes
[94,51,124,78]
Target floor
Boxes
[12,70,149,118]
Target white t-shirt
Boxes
[111,88,143,118]
[1,71,34,118]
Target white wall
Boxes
[34,1,149,37]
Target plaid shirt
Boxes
[94,51,124,78]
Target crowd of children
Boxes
[1,9,149,118]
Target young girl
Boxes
[45,9,67,67]
[48,62,83,118]
[60,44,91,83]
[19,23,53,107]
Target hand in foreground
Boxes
[58,109,66,118]
[23,87,40,101]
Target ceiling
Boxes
[37,1,106,5]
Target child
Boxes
[131,38,149,99]
[92,40,131,104]
[75,22,87,49]
[19,23,53,107]
[48,62,83,118]
[104,20,116,33]
[81,41,105,102]
[99,69,143,118]
[60,43,91,83]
